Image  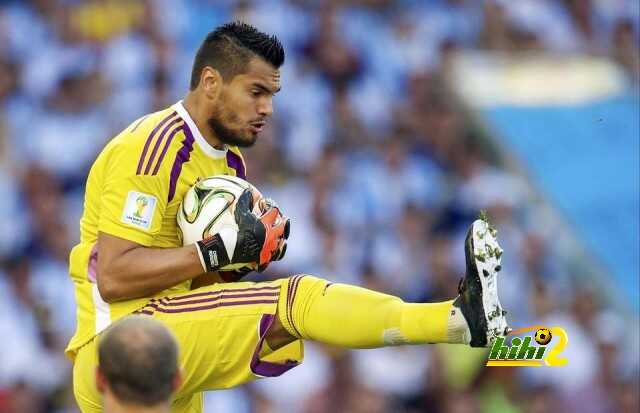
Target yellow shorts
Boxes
[73,277,305,413]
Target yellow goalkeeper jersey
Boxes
[66,101,246,359]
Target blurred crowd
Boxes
[0,0,638,412]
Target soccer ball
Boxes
[177,175,263,271]
[534,328,552,345]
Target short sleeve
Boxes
[98,147,169,246]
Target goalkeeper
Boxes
[69,22,510,412]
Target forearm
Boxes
[98,244,204,302]
[191,271,225,289]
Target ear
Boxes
[200,67,223,100]
[173,368,184,393]
[96,367,107,394]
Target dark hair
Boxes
[190,21,285,90]
[98,316,178,406]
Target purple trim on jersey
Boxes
[152,121,184,175]
[167,125,195,203]
[136,111,177,175]
[87,243,98,283]
[323,282,334,295]
[226,150,246,179]
[285,275,298,336]
[287,275,305,337]
[250,314,300,377]
[149,299,278,314]
[164,285,280,302]
[144,117,183,175]
[136,310,153,315]
[157,291,279,307]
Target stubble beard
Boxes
[207,108,257,148]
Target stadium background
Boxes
[0,0,638,412]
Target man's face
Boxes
[208,57,281,147]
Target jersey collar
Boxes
[173,100,228,159]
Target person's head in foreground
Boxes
[186,21,284,148]
[97,315,181,412]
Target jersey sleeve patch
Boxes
[121,191,158,230]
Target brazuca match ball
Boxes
[177,175,263,271]
[534,328,552,345]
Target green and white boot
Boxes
[452,216,511,347]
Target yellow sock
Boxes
[278,275,469,348]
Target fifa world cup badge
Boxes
[134,196,149,218]
[122,191,157,230]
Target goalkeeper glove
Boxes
[196,189,289,274]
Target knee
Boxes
[287,274,324,282]
[286,274,331,297]
[278,275,330,337]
